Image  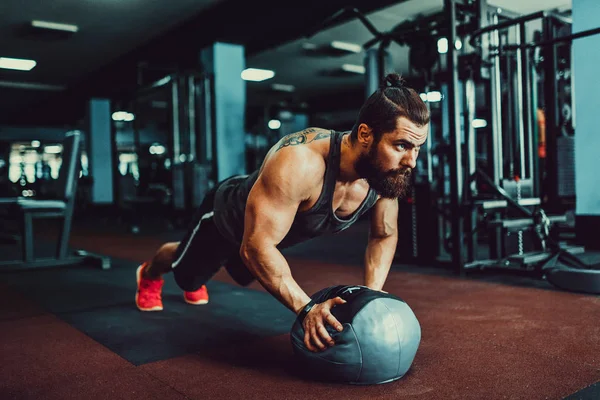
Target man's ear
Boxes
[357,124,372,147]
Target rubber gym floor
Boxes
[1,218,599,400]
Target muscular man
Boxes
[135,73,430,352]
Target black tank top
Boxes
[213,130,379,248]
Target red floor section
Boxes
[0,314,186,399]
[3,228,598,399]
[0,282,45,321]
[139,331,599,400]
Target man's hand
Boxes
[302,297,346,352]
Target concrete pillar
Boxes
[87,98,114,204]
[573,0,600,248]
[200,42,246,181]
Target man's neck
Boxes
[337,133,362,183]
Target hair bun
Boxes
[381,73,405,89]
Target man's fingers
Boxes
[304,329,316,352]
[310,327,326,351]
[316,324,335,346]
[330,296,347,306]
[324,312,344,332]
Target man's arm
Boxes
[364,197,399,291]
[239,146,314,313]
[239,144,345,352]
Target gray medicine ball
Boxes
[290,285,421,385]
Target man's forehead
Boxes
[391,118,429,143]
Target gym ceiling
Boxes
[0,0,570,127]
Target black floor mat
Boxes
[564,381,600,400]
[1,260,295,365]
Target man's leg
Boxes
[135,214,224,311]
[136,187,220,311]
[142,242,180,280]
[170,212,226,293]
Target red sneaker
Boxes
[184,285,209,305]
[136,263,164,311]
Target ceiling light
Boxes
[241,68,275,82]
[437,38,449,54]
[341,64,366,74]
[31,20,79,33]
[420,92,443,102]
[426,91,443,102]
[112,111,135,122]
[268,119,282,129]
[44,145,62,154]
[149,144,166,155]
[472,119,488,128]
[330,41,362,54]
[0,57,37,71]
[271,83,295,92]
[438,38,463,54]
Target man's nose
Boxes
[400,149,418,169]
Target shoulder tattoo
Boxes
[276,128,331,151]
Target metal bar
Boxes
[23,212,34,263]
[469,11,547,47]
[171,76,181,161]
[543,18,559,210]
[188,75,197,162]
[505,35,515,178]
[502,26,600,51]
[465,78,477,191]
[465,77,477,261]
[548,12,572,25]
[132,98,141,176]
[570,38,577,132]
[58,203,74,259]
[521,23,535,182]
[424,84,433,185]
[490,13,504,185]
[204,76,214,163]
[515,25,526,179]
[445,0,464,273]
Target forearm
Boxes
[241,244,311,314]
[364,235,397,290]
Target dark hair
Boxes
[351,73,430,142]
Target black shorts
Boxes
[171,187,255,292]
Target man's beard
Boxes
[354,146,412,199]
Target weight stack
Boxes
[556,136,575,198]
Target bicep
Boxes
[370,198,399,238]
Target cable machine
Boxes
[311,1,600,294]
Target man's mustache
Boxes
[387,168,412,177]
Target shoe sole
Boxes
[136,264,163,312]
[184,296,209,305]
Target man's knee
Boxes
[160,242,180,254]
